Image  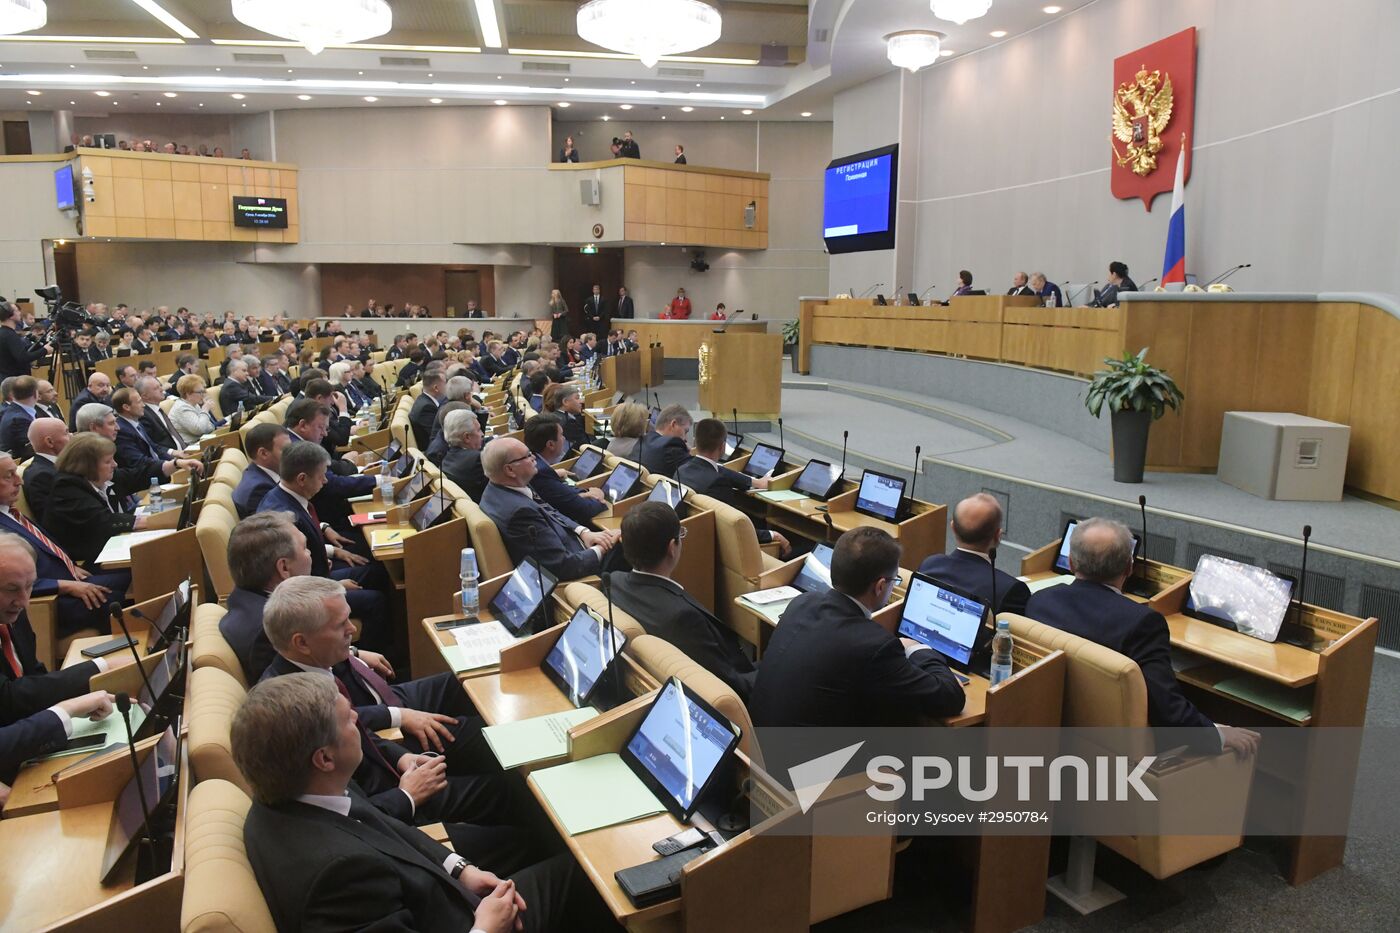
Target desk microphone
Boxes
[600,573,623,702]
[902,445,921,521]
[988,546,999,624]
[116,692,157,869]
[777,417,785,457]
[822,508,835,541]
[1071,281,1099,305]
[111,603,158,704]
[919,286,939,304]
[1203,264,1250,287]
[731,408,739,439]
[1292,524,1312,628]
[891,285,903,304]
[1138,277,1160,290]
[860,283,884,299]
[839,430,848,483]
[1137,494,1149,588]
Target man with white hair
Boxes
[440,409,487,501]
[135,375,182,454]
[219,358,275,414]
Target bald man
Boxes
[34,380,62,423]
[68,372,112,431]
[916,492,1030,617]
[22,418,68,519]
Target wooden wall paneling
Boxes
[1308,303,1359,426]
[1249,302,1316,415]
[1343,306,1400,498]
[1179,303,1261,467]
[1123,301,1192,469]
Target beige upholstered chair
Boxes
[191,603,245,689]
[180,779,276,933]
[186,666,251,792]
[689,492,786,638]
[454,497,513,582]
[195,501,238,603]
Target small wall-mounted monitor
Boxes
[822,144,898,255]
[232,196,289,228]
[54,164,76,211]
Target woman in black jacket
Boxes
[43,433,148,566]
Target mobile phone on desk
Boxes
[434,616,478,631]
[81,635,136,658]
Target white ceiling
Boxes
[0,1,1094,122]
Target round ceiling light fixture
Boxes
[0,0,46,37]
[231,0,391,55]
[576,0,722,69]
[885,30,944,73]
[931,0,993,26]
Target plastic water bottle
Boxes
[459,548,479,618]
[237,400,246,418]
[989,617,1014,686]
[377,473,394,503]
[148,477,162,510]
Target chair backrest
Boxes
[629,632,758,759]
[212,460,244,490]
[208,386,225,420]
[160,396,178,414]
[191,602,247,689]
[1005,614,1151,737]
[196,501,238,602]
[454,497,512,581]
[180,779,277,933]
[15,459,34,521]
[689,492,782,629]
[220,448,250,472]
[558,582,646,640]
[203,481,237,517]
[187,665,251,792]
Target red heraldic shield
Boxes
[1111,27,1197,211]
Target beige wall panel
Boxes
[172,180,202,221]
[112,177,145,217]
[116,217,147,238]
[140,160,171,181]
[145,218,175,239]
[143,182,175,220]
[171,162,200,183]
[113,159,143,179]
[200,183,228,221]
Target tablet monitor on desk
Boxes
[380,438,402,466]
[542,605,627,708]
[742,443,783,478]
[791,543,835,594]
[1054,519,1139,575]
[854,470,906,522]
[1183,554,1294,643]
[792,459,843,500]
[622,678,741,823]
[724,432,743,459]
[602,461,642,503]
[897,573,991,671]
[647,479,688,511]
[394,469,430,505]
[394,451,419,478]
[100,728,180,884]
[569,447,605,481]
[133,639,187,741]
[490,557,558,634]
[410,492,448,531]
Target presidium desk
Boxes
[796,292,1400,502]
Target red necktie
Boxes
[0,625,24,678]
[333,675,399,779]
[12,513,80,577]
[347,656,401,709]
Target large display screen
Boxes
[55,164,76,211]
[232,196,289,228]
[822,144,898,255]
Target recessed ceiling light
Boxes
[661,115,666,119]
[70,100,76,105]
[630,80,636,85]
[297,94,313,100]
[25,99,30,104]
[989,30,1007,37]
[163,91,178,98]
[143,65,149,69]
[199,102,204,106]
[695,83,701,87]
[496,75,502,79]
[286,69,293,73]
[25,89,39,95]
[557,101,570,108]
[681,106,693,112]
[94,90,110,97]
[601,114,610,121]
[240,103,246,107]
[494,99,507,105]
[720,115,725,120]
[231,93,245,99]
[358,71,364,75]
[215,67,220,71]
[112,101,118,105]
[619,103,632,110]
[940,49,955,56]
[363,96,378,102]
[429,97,443,103]
[741,109,753,115]
[155,101,161,106]
[1043,5,1062,12]
[800,111,812,117]
[427,73,433,77]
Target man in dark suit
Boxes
[1089,261,1138,308]
[255,355,282,397]
[112,387,176,480]
[21,417,66,519]
[1024,517,1258,756]
[409,371,446,451]
[255,441,393,655]
[136,376,182,453]
[638,404,692,478]
[917,493,1029,617]
[676,418,789,555]
[615,287,634,320]
[0,535,121,725]
[256,579,519,832]
[0,298,48,382]
[582,285,606,334]
[1030,273,1063,308]
[479,438,622,582]
[34,379,63,423]
[464,300,485,319]
[479,342,509,380]
[1006,272,1036,297]
[233,423,292,519]
[219,358,276,414]
[397,349,427,389]
[67,372,113,430]
[233,674,599,933]
[612,503,756,699]
[525,415,606,526]
[440,409,488,501]
[0,376,39,459]
[749,527,965,731]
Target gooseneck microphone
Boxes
[111,603,158,703]
[1137,494,1149,584]
[1138,277,1160,290]
[116,692,157,864]
[903,445,921,520]
[1211,263,1252,287]
[601,573,623,701]
[1071,281,1099,305]
[731,408,739,439]
[1293,524,1312,627]
[988,546,999,620]
[839,430,848,483]
[777,417,785,455]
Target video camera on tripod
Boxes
[33,285,114,397]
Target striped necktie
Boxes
[9,512,80,577]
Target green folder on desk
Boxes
[1213,677,1312,723]
[482,707,599,770]
[737,596,790,625]
[532,753,665,835]
[754,489,808,503]
[36,705,146,762]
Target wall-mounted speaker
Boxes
[579,179,600,206]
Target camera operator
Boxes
[0,300,48,382]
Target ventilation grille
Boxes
[658,66,704,79]
[1358,584,1400,652]
[1185,542,1256,571]
[522,61,571,74]
[1143,532,1177,565]
[1268,562,1347,613]
[379,56,430,67]
[233,52,287,63]
[759,45,790,66]
[813,28,831,43]
[84,49,139,61]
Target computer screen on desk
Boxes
[792,459,843,500]
[1055,520,1139,574]
[623,678,741,821]
[854,470,906,522]
[792,544,834,594]
[1185,554,1294,642]
[602,462,642,503]
[490,557,558,634]
[543,606,625,708]
[743,443,783,478]
[898,574,989,669]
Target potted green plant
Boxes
[781,318,801,372]
[1084,348,1184,483]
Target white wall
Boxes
[901,0,1400,296]
[828,71,902,297]
[0,161,79,300]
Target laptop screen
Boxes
[1054,520,1140,574]
[898,575,988,666]
[543,606,625,708]
[623,679,740,819]
[490,558,558,633]
[744,443,782,478]
[791,543,834,593]
[647,479,686,510]
[602,462,641,503]
[855,470,905,521]
[793,459,842,498]
[724,432,742,458]
[572,448,603,478]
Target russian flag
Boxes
[1160,144,1187,287]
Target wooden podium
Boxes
[699,332,782,420]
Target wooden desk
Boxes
[625,321,767,362]
[699,333,782,421]
[599,352,642,396]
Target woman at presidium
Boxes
[548,289,570,343]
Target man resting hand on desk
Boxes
[233,673,608,933]
[1024,517,1259,758]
